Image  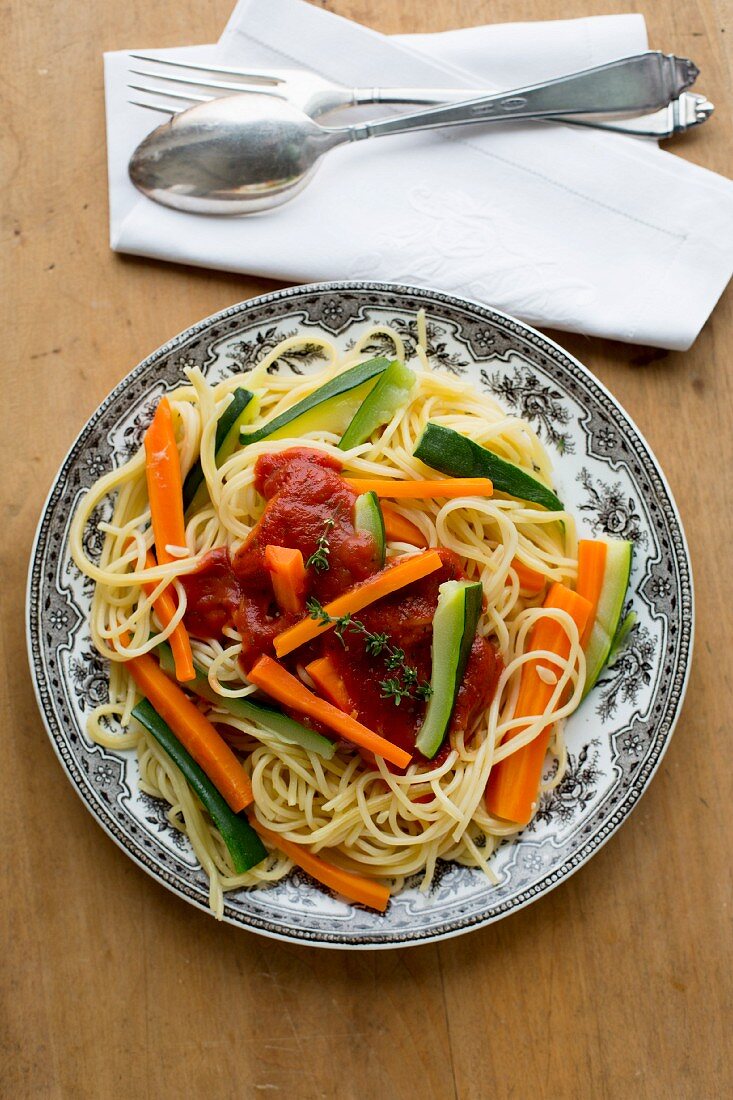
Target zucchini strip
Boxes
[157,644,335,759]
[414,422,563,511]
[132,698,267,874]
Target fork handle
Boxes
[341,53,698,141]
[352,87,491,108]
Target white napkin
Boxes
[104,0,733,349]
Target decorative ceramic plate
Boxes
[27,282,693,948]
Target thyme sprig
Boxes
[306,509,339,573]
[305,598,432,706]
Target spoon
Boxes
[129,52,699,215]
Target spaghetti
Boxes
[70,315,585,917]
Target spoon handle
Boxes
[338,53,699,142]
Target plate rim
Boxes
[26,279,695,948]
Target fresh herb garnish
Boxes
[306,510,339,573]
[378,678,413,706]
[306,597,332,626]
[305,598,432,706]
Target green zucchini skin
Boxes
[608,609,636,666]
[414,422,564,512]
[132,698,267,873]
[416,580,483,759]
[353,491,386,568]
[157,644,335,759]
[338,360,416,450]
[241,357,390,447]
[582,540,633,699]
[182,387,255,514]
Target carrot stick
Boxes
[141,549,195,682]
[274,549,442,658]
[381,503,427,547]
[250,817,390,912]
[304,658,377,768]
[305,656,352,712]
[248,655,412,770]
[124,647,253,812]
[485,583,592,826]
[506,557,547,594]
[575,539,608,648]
[346,477,493,499]
[144,397,186,565]
[264,545,307,614]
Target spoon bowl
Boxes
[129,94,342,214]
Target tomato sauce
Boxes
[182,449,379,661]
[181,448,502,764]
[181,546,242,639]
[324,550,502,766]
[236,448,378,602]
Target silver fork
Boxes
[128,53,713,139]
[557,93,713,136]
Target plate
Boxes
[26,282,693,948]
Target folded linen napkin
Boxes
[104,0,733,349]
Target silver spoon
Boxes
[129,52,699,215]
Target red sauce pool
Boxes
[236,448,378,604]
[324,553,502,766]
[181,546,242,640]
[181,447,502,763]
[182,448,380,664]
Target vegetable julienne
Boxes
[133,698,266,873]
[508,558,547,594]
[576,540,608,648]
[264,544,307,614]
[144,397,187,565]
[305,655,352,712]
[576,538,633,699]
[414,422,564,511]
[273,549,443,657]
[139,547,195,682]
[121,641,254,813]
[485,584,592,825]
[381,504,427,547]
[346,477,494,499]
[183,386,255,515]
[250,818,390,913]
[156,643,335,759]
[70,311,633,920]
[248,655,412,770]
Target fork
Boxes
[128,53,713,139]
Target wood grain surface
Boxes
[2,1,731,1097]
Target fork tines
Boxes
[129,53,283,84]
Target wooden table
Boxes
[2,2,731,1096]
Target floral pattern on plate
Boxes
[26,282,693,948]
